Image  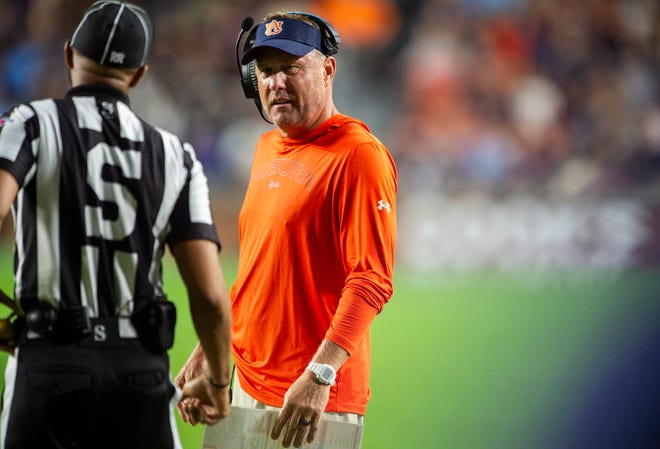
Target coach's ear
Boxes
[128,65,148,89]
[64,40,74,69]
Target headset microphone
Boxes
[235,16,271,123]
[240,16,254,34]
[235,16,254,72]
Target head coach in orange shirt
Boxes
[176,10,397,448]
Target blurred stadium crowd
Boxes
[1,0,658,271]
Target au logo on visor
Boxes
[265,20,283,36]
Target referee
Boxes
[0,2,231,448]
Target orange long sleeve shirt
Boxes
[230,114,397,415]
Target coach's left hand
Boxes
[271,372,330,448]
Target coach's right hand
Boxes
[175,342,231,425]
[179,373,230,425]
[175,342,204,423]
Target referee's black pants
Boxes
[1,328,180,449]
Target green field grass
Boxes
[1,245,659,448]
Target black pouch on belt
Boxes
[24,302,92,340]
[130,296,177,354]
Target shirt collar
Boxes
[65,84,131,107]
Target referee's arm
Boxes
[170,239,232,424]
[0,169,18,236]
[0,170,20,353]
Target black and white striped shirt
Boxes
[0,84,219,318]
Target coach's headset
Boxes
[234,12,341,122]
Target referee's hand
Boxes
[0,314,17,355]
[0,340,15,355]
[179,375,230,425]
[174,343,204,423]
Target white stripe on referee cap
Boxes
[99,2,127,65]
[70,1,114,47]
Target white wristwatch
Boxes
[306,362,336,386]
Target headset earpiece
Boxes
[235,19,268,121]
[240,60,258,99]
[239,25,259,100]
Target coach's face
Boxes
[255,48,336,138]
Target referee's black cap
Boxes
[70,1,153,69]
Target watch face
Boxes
[317,364,336,385]
[308,362,336,385]
[319,365,334,382]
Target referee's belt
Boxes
[24,317,138,343]
[16,304,138,344]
